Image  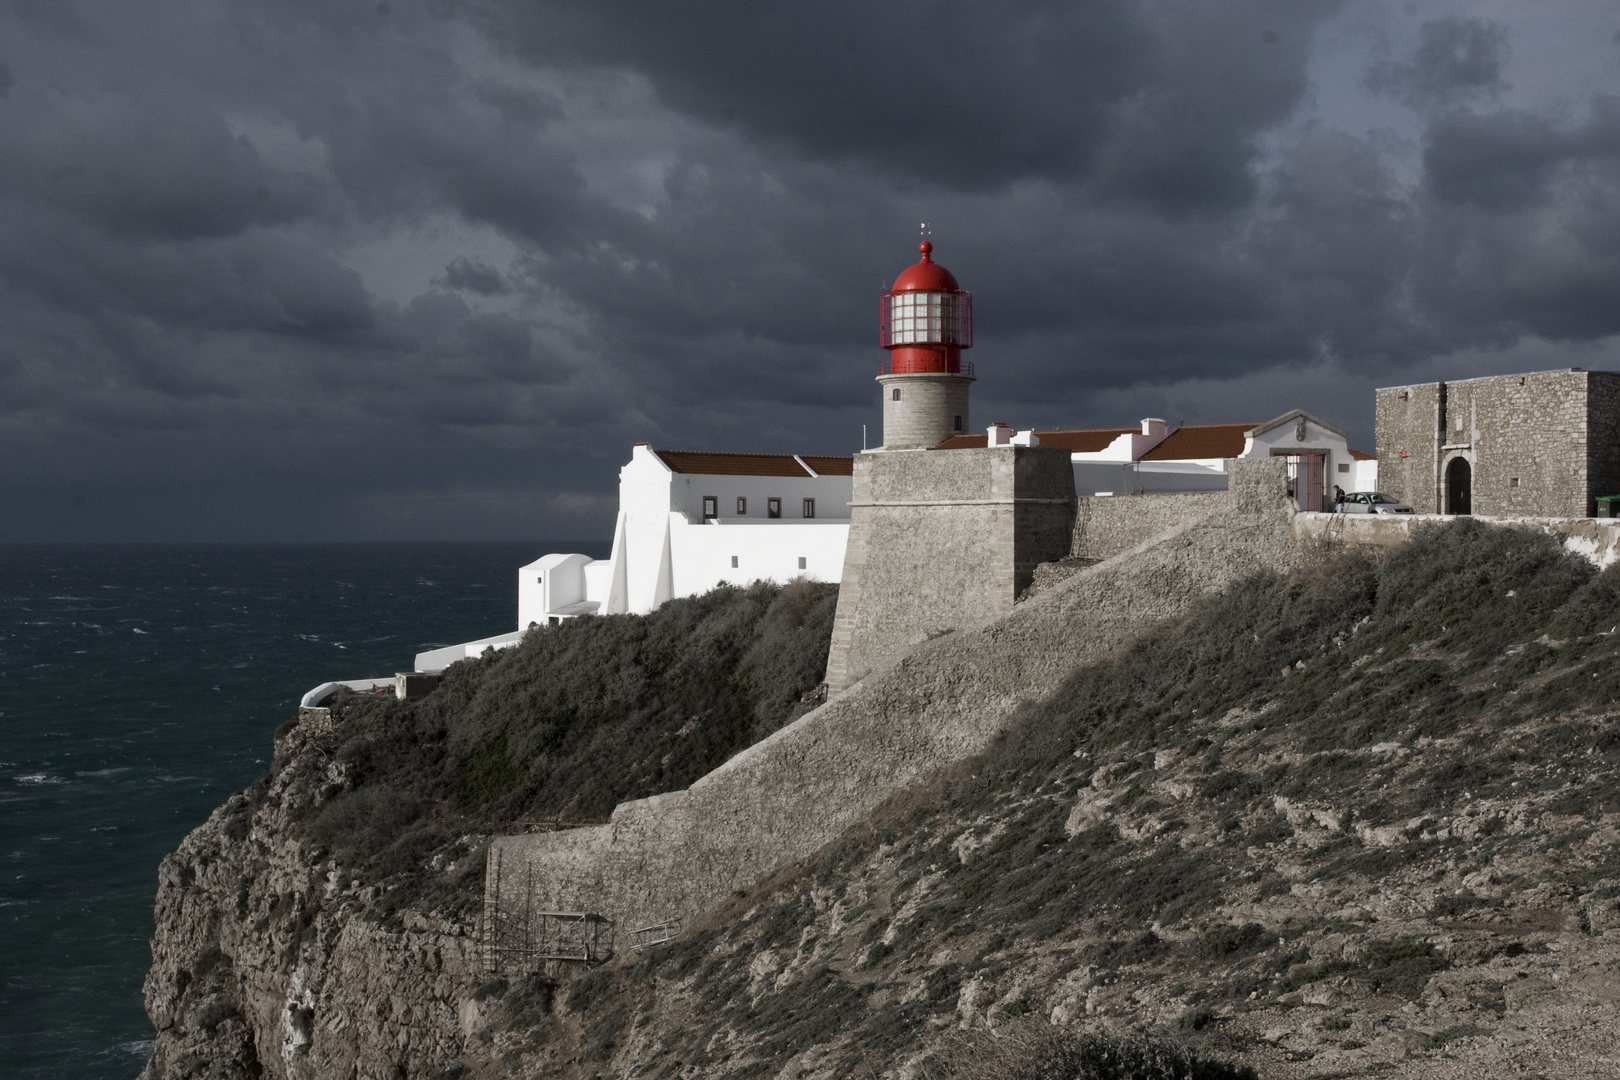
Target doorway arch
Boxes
[1446,456,1472,515]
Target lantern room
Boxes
[879,242,973,375]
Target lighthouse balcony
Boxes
[877,358,974,377]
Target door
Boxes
[1285,454,1327,511]
[1446,457,1472,515]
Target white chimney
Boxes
[987,422,1014,446]
[1141,418,1167,437]
[1010,429,1041,447]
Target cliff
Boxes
[142,522,1620,1078]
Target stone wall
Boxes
[1070,488,1234,561]
[823,445,1075,693]
[1445,370,1587,517]
[876,372,974,450]
[1376,370,1620,517]
[1293,510,1620,570]
[1586,372,1620,507]
[486,457,1298,942]
[1374,382,1443,511]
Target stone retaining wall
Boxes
[1070,488,1235,561]
[486,458,1298,942]
[1294,511,1620,569]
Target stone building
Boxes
[1375,369,1620,517]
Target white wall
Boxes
[669,519,849,598]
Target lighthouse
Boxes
[876,241,974,449]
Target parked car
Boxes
[1341,491,1414,514]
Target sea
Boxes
[0,542,608,1080]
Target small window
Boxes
[1337,463,1349,473]
[1509,477,1520,488]
[548,617,559,626]
[731,555,738,568]
[802,498,815,519]
[892,387,901,401]
[736,496,747,515]
[953,414,962,431]
[767,497,781,519]
[537,575,543,583]
[798,557,807,570]
[702,495,717,520]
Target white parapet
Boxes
[414,630,524,672]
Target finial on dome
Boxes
[919,240,933,260]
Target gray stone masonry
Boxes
[822,445,1075,694]
[877,372,973,450]
[1070,489,1235,562]
[486,458,1297,943]
[1294,510,1620,570]
[1377,369,1620,517]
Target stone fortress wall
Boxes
[1069,488,1234,562]
[485,457,1303,945]
[1376,370,1620,517]
[823,445,1076,694]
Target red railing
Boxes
[876,358,975,377]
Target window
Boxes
[892,387,901,401]
[802,498,815,518]
[548,617,559,626]
[702,495,717,520]
[537,575,543,583]
[881,290,969,346]
[1337,463,1349,473]
[767,498,781,518]
[798,557,807,570]
[731,555,738,568]
[736,496,747,515]
[954,414,962,431]
[1509,477,1520,488]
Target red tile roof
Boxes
[1138,423,1258,461]
[651,450,852,477]
[935,428,1135,452]
[798,455,855,476]
[1348,447,1374,461]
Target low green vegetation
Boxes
[550,520,1620,1077]
[283,579,838,894]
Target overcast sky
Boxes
[3,0,1619,541]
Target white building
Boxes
[410,444,853,671]
[942,410,1376,509]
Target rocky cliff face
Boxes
[141,708,488,1080]
[142,522,1620,1079]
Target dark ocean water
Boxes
[0,542,608,1080]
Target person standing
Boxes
[1333,485,1346,512]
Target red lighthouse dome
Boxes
[880,242,973,374]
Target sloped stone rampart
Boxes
[487,458,1299,941]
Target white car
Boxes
[1340,491,1414,514]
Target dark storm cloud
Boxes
[3,0,1620,541]
[476,0,1333,210]
[1424,99,1620,211]
[441,256,510,295]
[1368,17,1509,108]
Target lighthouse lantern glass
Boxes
[881,290,972,347]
